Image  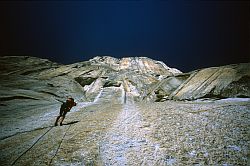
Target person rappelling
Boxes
[54,98,77,126]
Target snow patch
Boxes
[93,88,103,103]
[217,98,250,102]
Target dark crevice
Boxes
[56,72,68,77]
[200,94,226,100]
[47,83,54,87]
[236,95,249,98]
[39,91,61,98]
[103,81,121,88]
[81,70,94,75]
[74,77,97,87]
[0,96,39,102]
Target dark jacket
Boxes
[59,102,72,116]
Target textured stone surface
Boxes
[1,94,249,165]
[149,63,250,101]
[0,55,179,145]
[89,56,181,75]
[0,56,249,165]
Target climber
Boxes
[54,98,77,126]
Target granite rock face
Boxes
[0,55,249,104]
[90,56,181,75]
[0,56,249,165]
[33,56,181,102]
[0,55,181,138]
[150,63,250,101]
[0,56,86,102]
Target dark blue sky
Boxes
[1,1,249,72]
